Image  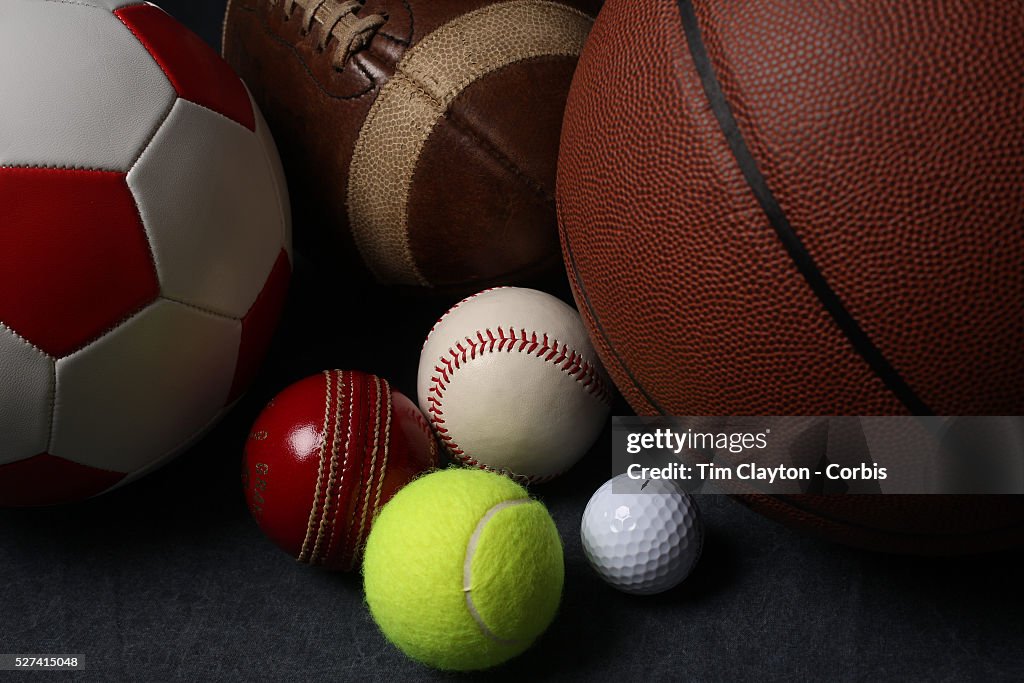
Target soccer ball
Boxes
[0,1,292,506]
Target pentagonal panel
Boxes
[0,167,159,358]
[51,299,240,473]
[0,325,53,465]
[0,0,175,170]
[128,99,286,319]
[115,4,255,130]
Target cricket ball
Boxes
[243,370,438,571]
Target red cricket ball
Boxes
[243,370,438,571]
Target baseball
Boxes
[418,287,612,483]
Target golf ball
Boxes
[581,474,703,595]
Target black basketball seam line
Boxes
[559,223,669,413]
[675,0,934,417]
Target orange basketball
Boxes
[557,0,1024,553]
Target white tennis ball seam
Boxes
[462,496,532,645]
[425,326,612,484]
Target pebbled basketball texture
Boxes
[557,0,1024,554]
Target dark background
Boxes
[1,2,1022,681]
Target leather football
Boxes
[223,0,598,292]
[557,0,1024,553]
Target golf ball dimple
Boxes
[581,474,704,595]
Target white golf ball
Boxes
[581,474,703,595]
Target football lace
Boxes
[277,0,387,69]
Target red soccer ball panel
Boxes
[0,167,159,358]
[228,250,291,404]
[0,453,126,508]
[115,3,255,131]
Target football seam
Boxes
[404,54,579,206]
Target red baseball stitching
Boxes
[427,325,612,484]
[421,287,503,353]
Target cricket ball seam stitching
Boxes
[426,326,611,484]
[320,370,353,564]
[299,369,335,562]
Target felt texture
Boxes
[362,468,564,671]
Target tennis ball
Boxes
[362,468,564,671]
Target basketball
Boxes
[556,0,1024,553]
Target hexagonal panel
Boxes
[127,99,286,319]
[115,3,255,130]
[0,167,160,358]
[51,299,240,474]
[0,324,53,465]
[0,0,175,170]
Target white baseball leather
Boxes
[127,97,287,319]
[418,287,612,482]
[0,0,176,170]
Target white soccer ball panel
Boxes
[252,89,293,264]
[127,98,287,318]
[50,299,240,473]
[81,0,146,9]
[0,0,176,171]
[0,325,53,465]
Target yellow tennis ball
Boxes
[362,468,564,671]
